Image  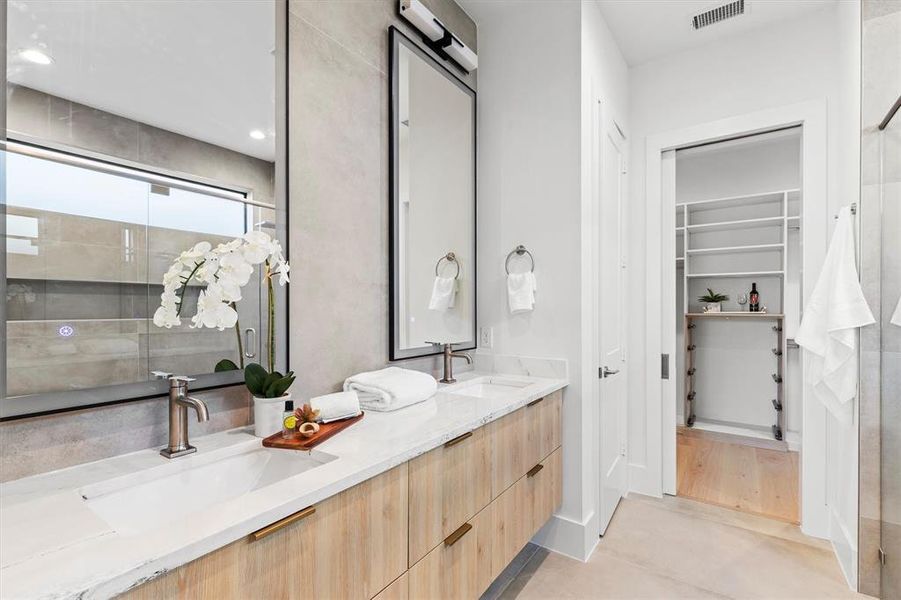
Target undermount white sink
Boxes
[449,377,533,399]
[82,446,335,536]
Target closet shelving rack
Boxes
[683,312,785,442]
[676,188,800,442]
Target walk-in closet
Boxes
[674,128,802,523]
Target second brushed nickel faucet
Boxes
[428,343,472,384]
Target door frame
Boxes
[640,99,830,539]
[593,96,630,538]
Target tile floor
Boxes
[491,495,871,599]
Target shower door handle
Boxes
[244,328,256,359]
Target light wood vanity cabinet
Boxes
[490,390,562,497]
[408,425,492,565]
[120,464,408,600]
[122,390,562,600]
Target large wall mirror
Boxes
[389,27,476,361]
[1,0,286,418]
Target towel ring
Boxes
[435,252,460,279]
[505,245,535,275]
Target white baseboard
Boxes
[531,511,599,562]
[828,508,858,590]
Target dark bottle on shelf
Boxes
[749,282,760,312]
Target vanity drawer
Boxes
[529,390,562,464]
[408,502,495,600]
[490,390,562,498]
[408,426,491,566]
[118,464,408,600]
[373,572,408,600]
[492,447,563,572]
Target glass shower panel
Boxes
[880,103,900,600]
[5,151,150,396]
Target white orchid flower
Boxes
[177,241,212,265]
[273,260,290,285]
[215,239,243,254]
[219,251,254,287]
[191,284,238,330]
[162,263,190,288]
[242,230,274,264]
[216,277,243,303]
[153,305,181,328]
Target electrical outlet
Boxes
[479,327,493,348]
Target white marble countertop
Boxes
[0,369,567,600]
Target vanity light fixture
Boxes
[17,48,53,65]
[398,0,478,73]
[249,129,266,140]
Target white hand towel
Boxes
[892,294,901,327]
[343,367,438,412]
[795,206,875,426]
[310,391,362,423]
[508,272,537,313]
[428,276,457,311]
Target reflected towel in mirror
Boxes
[508,272,537,313]
[428,276,457,311]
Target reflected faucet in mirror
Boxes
[154,373,210,459]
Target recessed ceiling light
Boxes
[249,129,266,140]
[17,48,53,65]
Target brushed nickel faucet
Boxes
[429,343,472,384]
[154,373,210,459]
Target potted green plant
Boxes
[153,231,292,437]
[698,288,729,313]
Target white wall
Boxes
[627,2,861,587]
[468,0,628,560]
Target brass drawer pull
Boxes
[444,522,472,546]
[250,506,316,541]
[444,430,473,448]
[527,463,544,478]
[527,397,544,407]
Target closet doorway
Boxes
[670,128,802,524]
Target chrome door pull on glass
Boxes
[244,328,257,359]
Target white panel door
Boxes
[598,109,628,534]
[661,150,678,495]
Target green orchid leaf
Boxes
[215,359,239,372]
[244,363,268,396]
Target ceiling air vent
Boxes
[692,0,745,30]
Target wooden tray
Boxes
[262,412,364,450]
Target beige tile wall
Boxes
[287,0,476,398]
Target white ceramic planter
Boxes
[253,393,290,438]
[705,303,722,313]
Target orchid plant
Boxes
[153,230,292,396]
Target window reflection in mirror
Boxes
[2,0,281,415]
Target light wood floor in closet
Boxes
[677,427,800,524]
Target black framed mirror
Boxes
[389,26,476,361]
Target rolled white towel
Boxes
[343,367,438,412]
[428,276,457,311]
[310,391,362,423]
